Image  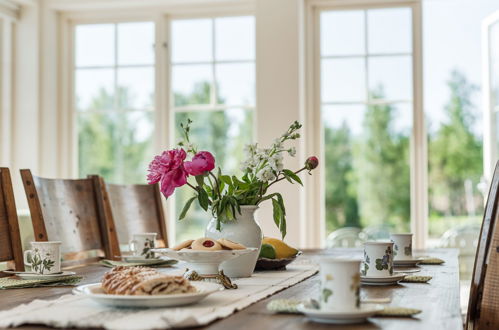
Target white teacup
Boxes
[362,241,394,277]
[24,241,62,274]
[390,233,413,261]
[129,233,157,259]
[319,258,361,312]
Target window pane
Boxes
[117,67,154,110]
[171,19,212,63]
[368,8,412,54]
[321,10,365,56]
[78,112,120,181]
[121,111,155,183]
[215,16,255,61]
[323,103,411,237]
[216,63,255,105]
[368,56,412,101]
[321,58,365,103]
[75,69,114,111]
[174,109,253,242]
[172,65,212,106]
[75,24,115,67]
[118,22,155,65]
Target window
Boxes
[170,16,255,242]
[320,8,414,241]
[74,22,155,183]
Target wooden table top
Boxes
[0,248,462,330]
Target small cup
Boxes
[129,233,157,259]
[390,233,413,261]
[362,241,394,277]
[319,258,361,312]
[24,241,62,274]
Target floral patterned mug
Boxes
[129,233,157,259]
[390,233,413,261]
[319,258,361,312]
[23,241,61,274]
[362,241,394,277]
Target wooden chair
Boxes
[467,161,499,329]
[105,182,168,249]
[0,168,24,273]
[20,170,120,264]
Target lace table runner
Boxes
[0,264,318,330]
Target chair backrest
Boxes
[467,161,499,329]
[326,227,365,248]
[20,170,120,264]
[0,168,24,272]
[106,182,168,249]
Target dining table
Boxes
[0,248,462,330]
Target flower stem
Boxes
[266,167,306,190]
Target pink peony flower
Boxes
[184,151,216,176]
[147,148,188,198]
[305,156,319,170]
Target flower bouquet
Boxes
[147,120,318,238]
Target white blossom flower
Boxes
[288,147,296,157]
[256,166,276,182]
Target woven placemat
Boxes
[401,275,432,283]
[267,299,421,317]
[99,259,178,268]
[0,276,83,289]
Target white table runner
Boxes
[0,264,318,330]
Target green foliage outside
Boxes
[324,69,484,240]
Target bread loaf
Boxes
[101,266,196,295]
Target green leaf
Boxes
[283,169,303,185]
[179,196,197,220]
[198,188,210,211]
[272,198,282,229]
[195,175,205,187]
[220,175,232,185]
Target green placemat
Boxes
[401,275,432,283]
[419,258,445,265]
[267,299,421,317]
[99,259,178,268]
[0,276,83,289]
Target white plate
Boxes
[393,258,424,267]
[361,273,406,286]
[297,305,383,325]
[73,281,222,308]
[394,267,421,274]
[121,256,165,264]
[151,248,257,275]
[4,271,77,280]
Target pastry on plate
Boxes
[172,239,194,251]
[101,266,196,295]
[217,238,246,250]
[191,237,223,251]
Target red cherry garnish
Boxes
[203,240,215,248]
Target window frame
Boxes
[60,6,256,245]
[305,0,426,248]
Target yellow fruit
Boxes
[262,237,298,259]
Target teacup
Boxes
[129,233,157,259]
[362,241,394,277]
[390,233,413,261]
[319,258,361,311]
[24,241,61,274]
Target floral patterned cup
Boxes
[23,241,61,274]
[390,233,413,261]
[319,258,361,312]
[129,233,157,259]
[362,241,394,277]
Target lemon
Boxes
[262,237,299,259]
[259,244,276,259]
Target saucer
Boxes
[120,256,164,264]
[297,304,383,324]
[394,267,421,273]
[361,273,406,286]
[393,258,424,267]
[4,271,77,280]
